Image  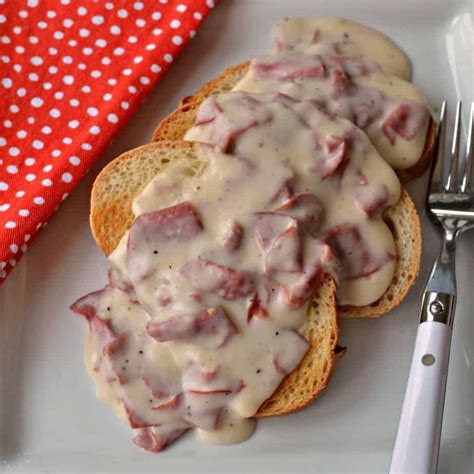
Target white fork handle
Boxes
[390,321,452,474]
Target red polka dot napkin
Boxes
[0,0,217,283]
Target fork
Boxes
[390,101,474,473]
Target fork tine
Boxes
[428,100,447,195]
[445,101,462,192]
[460,102,474,193]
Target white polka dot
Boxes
[92,15,104,25]
[105,2,113,9]
[79,28,90,37]
[136,18,146,27]
[0,182,8,191]
[82,85,91,93]
[13,26,21,34]
[51,150,61,157]
[19,10,28,18]
[48,47,58,55]
[5,221,16,229]
[54,91,64,99]
[31,97,43,107]
[43,164,53,172]
[53,31,64,40]
[9,147,19,156]
[50,108,61,118]
[2,78,12,88]
[27,117,35,124]
[159,0,168,3]
[89,125,101,135]
[103,93,112,101]
[113,47,125,56]
[10,244,18,254]
[87,107,98,117]
[28,36,38,44]
[47,11,56,18]
[145,43,156,50]
[63,137,72,144]
[128,85,137,94]
[96,38,107,47]
[27,0,38,7]
[43,82,53,90]
[151,64,161,73]
[77,6,87,15]
[31,56,43,66]
[118,9,128,18]
[10,104,19,113]
[38,21,47,29]
[170,19,181,29]
[9,258,16,267]
[41,178,53,187]
[107,113,119,123]
[13,64,22,72]
[122,68,132,76]
[66,156,80,167]
[70,98,80,107]
[164,53,173,63]
[33,140,44,150]
[108,78,117,86]
[110,25,121,34]
[206,0,215,7]
[140,76,150,84]
[25,158,35,166]
[16,190,26,197]
[24,234,31,242]
[63,18,73,27]
[63,56,73,64]
[7,165,18,174]
[68,39,77,47]
[0,15,5,23]
[25,173,36,181]
[3,120,11,128]
[121,101,129,110]
[28,73,39,81]
[78,63,86,70]
[190,30,196,38]
[17,130,27,138]
[63,75,74,85]
[134,56,143,64]
[177,4,187,12]
[153,28,162,36]
[19,209,29,217]
[15,45,25,53]
[41,126,52,134]
[33,196,45,205]
[172,35,183,45]
[152,11,162,20]
[17,88,26,98]
[128,36,138,43]
[134,2,144,10]
[101,57,111,65]
[91,70,101,78]
[68,120,80,129]
[0,137,5,146]
[48,65,58,73]
[61,173,73,183]
[0,203,9,211]
[83,47,93,55]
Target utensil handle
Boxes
[389,321,452,474]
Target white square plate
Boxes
[1,1,473,472]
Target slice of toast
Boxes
[90,140,344,417]
[91,139,422,321]
[150,62,436,182]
